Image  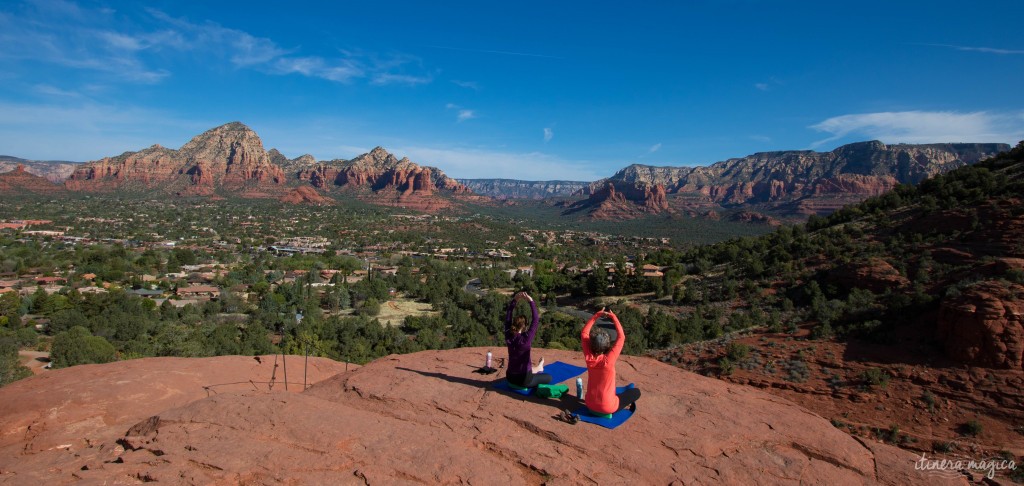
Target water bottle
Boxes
[576,377,584,399]
[485,351,493,369]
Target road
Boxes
[18,350,51,374]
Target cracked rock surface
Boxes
[0,349,964,484]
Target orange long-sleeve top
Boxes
[581,312,625,414]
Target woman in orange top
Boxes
[580,308,640,415]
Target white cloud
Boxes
[445,103,458,110]
[457,110,476,122]
[371,73,433,86]
[749,135,771,143]
[543,127,553,142]
[754,83,769,91]
[921,43,1024,55]
[395,146,603,180]
[452,80,479,90]
[648,143,662,153]
[810,110,1024,147]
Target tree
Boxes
[0,331,32,387]
[50,326,117,368]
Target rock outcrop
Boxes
[938,280,1024,370]
[0,164,66,195]
[457,178,589,199]
[580,141,1008,218]
[279,186,334,205]
[0,348,963,484]
[563,180,669,219]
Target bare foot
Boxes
[533,357,545,374]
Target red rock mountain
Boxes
[575,141,1009,218]
[66,122,286,196]
[0,164,66,195]
[63,123,472,212]
[0,348,957,484]
[294,146,472,211]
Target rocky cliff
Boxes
[0,164,66,195]
[457,178,589,199]
[580,141,1009,217]
[0,348,957,484]
[65,122,286,196]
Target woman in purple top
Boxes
[504,291,551,388]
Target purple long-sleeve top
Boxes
[504,298,540,376]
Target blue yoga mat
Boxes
[493,361,587,396]
[573,384,636,429]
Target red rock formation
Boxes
[0,348,955,484]
[296,147,471,212]
[728,210,781,226]
[66,122,285,195]
[829,258,911,293]
[279,186,333,205]
[937,280,1024,370]
[0,164,66,195]
[564,181,669,219]
[580,141,1007,219]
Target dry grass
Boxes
[375,296,437,327]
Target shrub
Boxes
[862,367,889,388]
[921,390,937,413]
[932,441,955,453]
[718,357,734,376]
[960,419,983,437]
[726,342,751,361]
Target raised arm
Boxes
[503,295,517,338]
[524,296,540,342]
[581,311,600,357]
[606,311,625,361]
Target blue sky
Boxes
[1,0,1022,180]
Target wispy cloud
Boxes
[452,80,480,90]
[648,143,662,153]
[809,110,1024,147]
[446,103,476,122]
[372,73,433,86]
[543,128,553,143]
[0,2,431,87]
[395,146,603,180]
[754,76,782,92]
[750,135,771,143]
[919,43,1024,55]
[426,45,563,60]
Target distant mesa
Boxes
[0,348,955,484]
[457,178,590,199]
[0,156,80,184]
[0,163,66,195]
[570,141,1009,219]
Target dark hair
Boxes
[513,315,528,333]
[590,328,612,355]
